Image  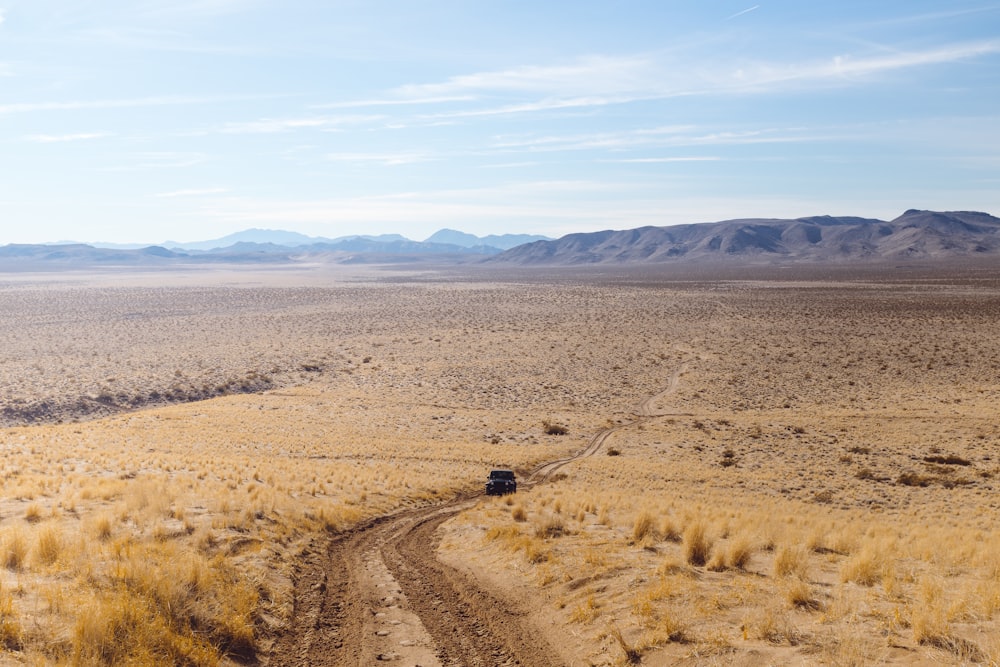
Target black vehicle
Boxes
[485,469,517,496]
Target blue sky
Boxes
[1,1,998,244]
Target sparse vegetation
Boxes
[3,265,1000,665]
[542,420,569,435]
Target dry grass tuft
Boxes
[610,625,642,664]
[682,522,711,567]
[839,543,887,586]
[773,544,809,579]
[632,510,656,544]
[2,530,28,571]
[32,525,63,567]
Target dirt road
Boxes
[268,365,687,666]
[268,497,563,666]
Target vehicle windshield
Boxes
[489,470,515,480]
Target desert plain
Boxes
[0,260,998,665]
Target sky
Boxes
[1,1,998,244]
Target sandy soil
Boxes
[0,261,997,665]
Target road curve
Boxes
[268,364,688,666]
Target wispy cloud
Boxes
[324,152,434,166]
[0,9,6,26]
[0,94,273,115]
[726,40,1000,90]
[377,40,999,122]
[155,187,229,198]
[101,151,211,171]
[606,157,722,163]
[490,125,808,153]
[25,132,111,143]
[219,114,383,134]
[310,96,477,110]
[395,55,655,98]
[726,5,760,21]
[425,95,659,119]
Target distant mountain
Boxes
[0,233,501,269]
[162,229,410,252]
[6,213,998,270]
[491,210,1000,265]
[424,229,551,250]
[0,244,187,263]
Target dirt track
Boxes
[267,498,564,666]
[268,367,688,666]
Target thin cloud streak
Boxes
[0,94,285,115]
[155,188,229,198]
[389,41,1000,119]
[311,96,477,109]
[490,125,814,153]
[607,157,722,163]
[25,132,110,143]
[220,114,384,134]
[324,152,434,165]
[727,5,760,21]
[395,55,655,98]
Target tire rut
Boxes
[268,365,689,666]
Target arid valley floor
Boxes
[0,261,998,665]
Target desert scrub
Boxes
[840,542,888,587]
[773,544,809,579]
[631,509,656,544]
[682,521,712,566]
[1,529,28,571]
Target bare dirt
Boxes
[270,498,563,666]
[2,262,1000,665]
[269,361,688,666]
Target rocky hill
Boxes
[491,210,1000,265]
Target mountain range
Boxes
[155,228,550,252]
[490,210,1000,265]
[2,211,998,268]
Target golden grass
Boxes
[439,268,1000,666]
[3,266,1000,665]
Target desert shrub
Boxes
[923,454,971,466]
[726,535,754,570]
[0,587,22,650]
[2,531,27,571]
[784,578,822,611]
[92,514,114,541]
[682,522,711,566]
[746,606,802,645]
[840,544,885,586]
[658,517,681,543]
[33,526,63,567]
[569,595,598,623]
[897,472,932,487]
[511,504,527,522]
[24,504,43,523]
[610,625,641,663]
[773,544,809,579]
[542,421,568,436]
[534,514,566,539]
[632,510,656,543]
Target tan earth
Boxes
[0,261,997,665]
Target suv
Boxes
[485,469,517,496]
